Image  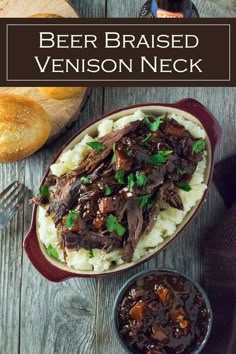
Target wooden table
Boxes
[0,1,235,353]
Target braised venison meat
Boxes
[34,115,205,261]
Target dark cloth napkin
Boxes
[202,155,236,354]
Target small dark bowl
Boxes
[113,268,213,354]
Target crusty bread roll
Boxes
[29,13,63,18]
[38,87,86,100]
[0,94,51,162]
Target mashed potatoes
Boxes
[37,110,207,272]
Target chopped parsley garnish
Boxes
[88,250,94,258]
[136,173,148,187]
[127,150,133,156]
[106,214,126,237]
[176,182,192,192]
[80,177,92,185]
[144,116,164,132]
[138,195,150,209]
[86,141,106,152]
[128,173,135,192]
[104,185,112,196]
[149,150,173,165]
[111,143,116,163]
[39,185,49,199]
[142,133,152,143]
[115,170,125,184]
[65,210,79,229]
[46,244,59,259]
[192,139,206,154]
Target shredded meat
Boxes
[69,120,141,177]
[122,200,144,262]
[33,116,205,263]
[61,230,122,251]
[160,183,184,211]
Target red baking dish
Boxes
[24,99,222,282]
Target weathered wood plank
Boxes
[72,0,106,18]
[0,162,26,354]
[195,0,236,17]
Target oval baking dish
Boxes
[24,99,221,282]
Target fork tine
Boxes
[1,186,26,213]
[0,183,22,207]
[0,181,19,200]
[0,183,24,210]
[7,197,25,222]
[0,182,29,232]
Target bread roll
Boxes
[38,87,86,100]
[29,13,63,18]
[0,94,51,162]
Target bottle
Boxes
[151,0,193,18]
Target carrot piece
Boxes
[130,301,145,321]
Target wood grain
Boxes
[0,1,235,354]
[0,160,25,354]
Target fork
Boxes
[0,181,28,231]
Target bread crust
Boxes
[38,87,86,100]
[0,94,51,162]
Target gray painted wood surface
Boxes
[0,1,235,353]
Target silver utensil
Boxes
[0,181,28,231]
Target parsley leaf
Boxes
[192,139,206,154]
[80,177,92,185]
[144,116,164,132]
[46,244,59,259]
[149,150,173,165]
[116,224,126,237]
[89,250,94,258]
[138,195,150,209]
[104,185,112,196]
[142,133,152,143]
[39,185,49,199]
[176,182,192,192]
[86,141,106,152]
[115,170,125,184]
[136,173,148,187]
[65,210,79,229]
[106,214,126,237]
[128,173,135,192]
[111,143,116,163]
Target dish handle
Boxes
[23,207,74,282]
[169,98,222,153]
